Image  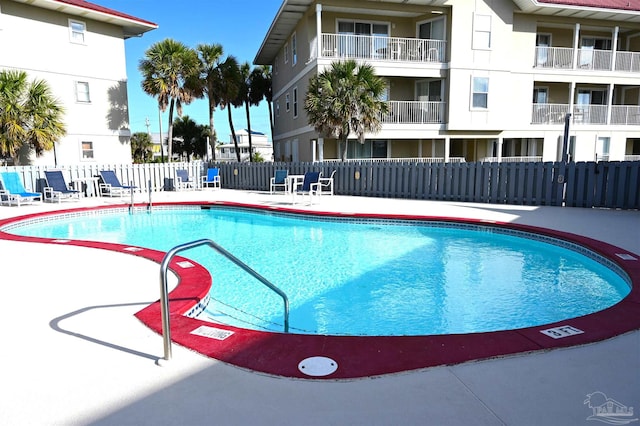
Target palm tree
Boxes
[139,38,200,162]
[237,62,266,162]
[253,65,273,142]
[305,60,388,161]
[172,115,208,160]
[130,132,153,163]
[195,43,224,161]
[216,56,242,162]
[0,69,66,162]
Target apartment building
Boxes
[254,0,640,163]
[0,0,156,165]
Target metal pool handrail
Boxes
[158,238,290,363]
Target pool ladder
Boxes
[158,239,290,364]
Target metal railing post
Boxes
[158,239,289,365]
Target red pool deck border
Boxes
[1,201,638,380]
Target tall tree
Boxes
[130,131,153,163]
[305,60,387,161]
[195,43,224,161]
[237,62,266,162]
[139,38,200,162]
[171,115,208,160]
[216,56,242,162]
[0,70,66,162]
[253,65,273,142]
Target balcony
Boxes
[532,103,640,125]
[534,47,640,72]
[381,101,446,124]
[319,34,446,63]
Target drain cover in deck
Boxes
[298,356,338,376]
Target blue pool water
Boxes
[10,206,630,336]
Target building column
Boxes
[569,81,576,117]
[318,137,324,161]
[572,23,580,69]
[607,83,614,125]
[497,137,503,162]
[444,137,450,162]
[612,26,619,71]
[316,4,322,59]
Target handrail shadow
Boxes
[49,302,159,361]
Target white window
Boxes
[75,81,90,102]
[595,137,610,161]
[292,32,297,65]
[293,87,298,118]
[472,14,491,50]
[471,77,489,109]
[69,20,86,44]
[284,42,289,64]
[81,141,94,159]
[285,93,290,112]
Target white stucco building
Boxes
[255,0,640,163]
[217,129,274,162]
[0,0,156,165]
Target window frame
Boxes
[81,141,94,160]
[471,76,489,109]
[69,19,86,44]
[75,81,91,103]
[472,13,491,50]
[285,93,290,112]
[284,42,289,64]
[291,32,297,66]
[293,87,298,118]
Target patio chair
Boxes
[202,168,221,189]
[176,169,196,191]
[43,170,80,203]
[318,170,336,196]
[0,171,42,206]
[270,170,289,194]
[292,171,321,204]
[98,170,136,197]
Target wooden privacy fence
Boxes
[214,161,639,210]
[1,160,638,209]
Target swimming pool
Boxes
[1,202,638,379]
[7,205,630,336]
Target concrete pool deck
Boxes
[0,189,638,425]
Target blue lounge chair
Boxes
[0,171,42,206]
[99,170,136,197]
[202,168,221,189]
[176,169,196,190]
[43,170,80,202]
[270,170,288,194]
[292,171,321,204]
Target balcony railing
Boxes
[481,156,543,163]
[611,106,640,125]
[531,103,570,124]
[320,33,446,63]
[532,103,640,125]
[381,101,445,124]
[324,157,465,163]
[534,47,640,72]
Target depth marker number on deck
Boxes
[540,325,584,339]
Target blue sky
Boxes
[97,0,282,143]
